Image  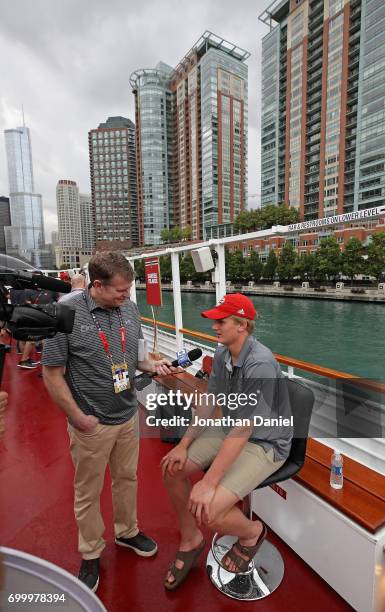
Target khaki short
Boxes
[187,426,285,500]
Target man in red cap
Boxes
[161,293,293,589]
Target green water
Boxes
[136,290,385,381]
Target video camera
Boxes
[0,255,75,380]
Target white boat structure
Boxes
[41,223,385,611]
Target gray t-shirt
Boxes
[42,289,143,425]
[207,335,293,461]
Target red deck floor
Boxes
[0,348,353,611]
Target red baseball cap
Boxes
[201,293,257,320]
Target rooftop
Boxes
[130,31,250,90]
[96,116,135,130]
[258,0,290,28]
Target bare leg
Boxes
[206,485,264,572]
[20,341,34,362]
[163,459,204,585]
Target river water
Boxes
[136,290,385,381]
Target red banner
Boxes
[144,258,162,307]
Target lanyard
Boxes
[83,294,126,363]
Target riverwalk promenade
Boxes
[136,283,385,303]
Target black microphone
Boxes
[169,348,202,368]
[134,348,203,390]
[5,272,71,294]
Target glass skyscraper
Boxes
[4,126,45,266]
[130,31,249,245]
[259,0,385,219]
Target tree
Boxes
[366,232,385,281]
[159,255,171,281]
[263,250,278,281]
[233,205,299,234]
[234,211,256,232]
[160,228,170,243]
[181,225,192,241]
[276,206,300,226]
[179,253,196,283]
[243,251,263,282]
[228,250,245,283]
[314,237,341,281]
[294,252,316,281]
[342,237,365,284]
[169,227,182,243]
[277,241,296,281]
[133,258,145,282]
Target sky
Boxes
[0,0,270,242]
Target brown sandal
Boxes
[164,539,206,591]
[221,524,267,573]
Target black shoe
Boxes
[78,558,100,592]
[17,359,38,369]
[115,531,158,557]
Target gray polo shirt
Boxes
[207,335,293,461]
[58,288,85,303]
[42,288,143,425]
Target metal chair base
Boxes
[206,534,284,601]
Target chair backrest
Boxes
[286,378,314,469]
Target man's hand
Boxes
[71,413,99,433]
[160,444,188,477]
[188,479,216,526]
[0,391,8,439]
[152,358,183,377]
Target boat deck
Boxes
[0,348,353,611]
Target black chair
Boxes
[206,378,315,601]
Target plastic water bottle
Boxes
[330,450,343,489]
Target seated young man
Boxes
[161,293,293,590]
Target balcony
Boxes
[308,55,323,72]
[307,45,323,63]
[349,19,361,35]
[349,31,361,45]
[308,34,323,50]
[308,67,323,84]
[307,90,322,104]
[309,1,324,19]
[349,44,360,58]
[307,113,321,127]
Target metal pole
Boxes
[171,251,184,351]
[128,258,137,304]
[215,243,226,303]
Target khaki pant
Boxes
[68,412,139,559]
[187,427,285,499]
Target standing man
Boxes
[42,251,174,592]
[161,294,293,589]
[58,273,86,303]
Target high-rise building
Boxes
[51,231,59,249]
[88,116,138,251]
[56,180,82,250]
[79,193,96,253]
[0,197,11,254]
[259,0,385,220]
[3,126,45,265]
[130,31,249,245]
[56,180,94,269]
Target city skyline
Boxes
[0,0,265,240]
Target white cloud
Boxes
[0,0,269,241]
